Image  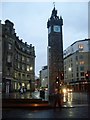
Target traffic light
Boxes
[60,73,64,80]
[56,77,59,83]
[85,73,89,80]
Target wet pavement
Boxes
[2,106,89,118]
[2,91,88,105]
[2,91,90,119]
[2,91,48,100]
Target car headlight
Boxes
[62,88,67,93]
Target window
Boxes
[78,44,84,52]
[71,63,73,67]
[22,74,25,77]
[76,56,78,61]
[30,66,33,71]
[27,49,30,53]
[22,47,25,51]
[77,78,79,81]
[64,61,66,65]
[78,44,84,49]
[15,72,17,78]
[80,61,85,65]
[27,58,29,62]
[76,62,78,65]
[18,54,21,60]
[77,73,79,77]
[80,66,84,71]
[81,78,84,80]
[22,64,25,70]
[22,56,25,61]
[79,55,83,59]
[48,26,51,34]
[18,63,20,69]
[8,43,12,50]
[18,73,21,77]
[27,65,29,71]
[27,75,30,78]
[76,67,78,71]
[80,72,84,76]
[72,74,73,77]
[27,65,33,71]
[7,55,11,63]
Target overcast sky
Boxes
[0,1,88,76]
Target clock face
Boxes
[48,26,51,34]
[53,25,60,32]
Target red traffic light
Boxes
[85,73,89,80]
[86,73,88,76]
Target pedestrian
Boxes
[53,88,62,108]
[40,89,45,100]
[20,87,23,94]
[23,87,26,93]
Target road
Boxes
[2,91,90,119]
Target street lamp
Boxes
[55,77,59,90]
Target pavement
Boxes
[2,91,89,108]
[1,92,90,119]
[2,105,90,118]
[2,97,89,109]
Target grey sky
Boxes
[1,2,88,76]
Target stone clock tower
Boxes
[47,6,64,95]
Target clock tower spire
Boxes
[47,6,64,95]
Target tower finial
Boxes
[53,2,55,8]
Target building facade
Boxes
[64,38,90,91]
[39,66,48,88]
[1,20,35,93]
[47,7,64,94]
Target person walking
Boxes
[40,88,45,100]
[53,88,62,108]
